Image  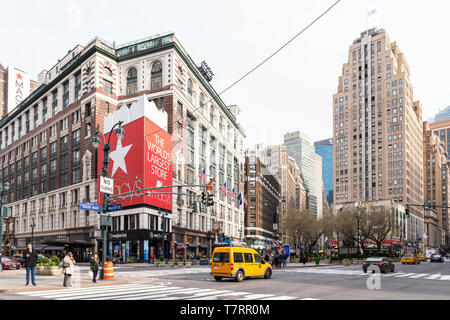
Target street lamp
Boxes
[30,220,36,248]
[0,182,10,272]
[91,121,125,275]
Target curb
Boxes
[0,280,129,293]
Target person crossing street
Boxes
[23,243,38,286]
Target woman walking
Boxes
[62,252,76,287]
[89,253,101,283]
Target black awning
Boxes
[187,243,199,248]
[199,244,208,249]
[42,246,65,250]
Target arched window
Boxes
[126,68,137,95]
[187,79,193,99]
[104,67,112,77]
[151,61,162,90]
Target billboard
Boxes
[97,95,172,211]
[7,67,30,114]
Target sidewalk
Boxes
[0,269,127,293]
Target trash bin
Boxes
[315,257,320,265]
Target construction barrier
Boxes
[104,261,114,280]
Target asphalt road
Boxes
[2,260,450,300]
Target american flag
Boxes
[220,182,227,196]
[243,196,248,208]
[230,188,236,201]
[199,168,207,184]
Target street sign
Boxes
[99,176,114,195]
[100,215,112,227]
[107,203,122,212]
[272,240,280,247]
[79,203,102,212]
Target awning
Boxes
[176,243,187,249]
[42,246,65,250]
[199,244,208,249]
[187,243,199,248]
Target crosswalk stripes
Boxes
[284,267,450,281]
[116,268,210,278]
[16,284,298,300]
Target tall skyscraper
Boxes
[332,28,424,223]
[314,138,333,204]
[284,131,323,218]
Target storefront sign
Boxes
[108,229,155,241]
[7,67,30,114]
[97,96,172,211]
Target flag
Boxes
[207,178,214,191]
[237,193,242,205]
[243,196,248,208]
[199,168,207,184]
[367,9,376,16]
[220,182,227,196]
[230,187,236,201]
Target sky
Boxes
[1,0,450,148]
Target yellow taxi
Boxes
[401,254,420,264]
[210,246,273,282]
[416,253,426,262]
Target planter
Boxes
[185,262,192,268]
[35,266,61,276]
[168,262,175,268]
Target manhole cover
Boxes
[217,296,243,300]
[168,293,191,298]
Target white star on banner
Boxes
[109,139,133,177]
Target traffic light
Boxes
[206,192,214,207]
[201,191,207,205]
[405,208,410,218]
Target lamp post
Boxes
[0,182,10,272]
[30,221,36,249]
[356,206,362,256]
[91,121,125,277]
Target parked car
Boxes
[401,254,420,264]
[11,254,24,265]
[430,253,444,263]
[362,257,395,273]
[1,257,21,270]
[210,246,273,282]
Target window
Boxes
[187,78,193,101]
[243,253,253,263]
[103,80,113,94]
[233,252,244,263]
[85,102,91,117]
[213,252,229,263]
[254,254,263,264]
[126,68,138,95]
[151,61,162,90]
[103,67,112,77]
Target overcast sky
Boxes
[1,0,450,148]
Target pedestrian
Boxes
[282,251,287,268]
[151,252,156,264]
[62,252,76,287]
[23,243,38,286]
[264,253,269,262]
[274,253,280,269]
[89,253,101,283]
[302,253,307,265]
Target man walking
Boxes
[23,243,38,286]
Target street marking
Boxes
[16,284,144,296]
[300,298,320,300]
[116,288,220,301]
[408,274,429,279]
[82,286,188,300]
[424,273,442,280]
[394,273,417,278]
[438,275,450,281]
[261,296,297,300]
[56,285,171,300]
[239,294,275,300]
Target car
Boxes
[416,254,426,262]
[210,246,273,282]
[430,253,444,263]
[10,254,24,265]
[362,257,395,273]
[1,257,21,270]
[401,254,420,264]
